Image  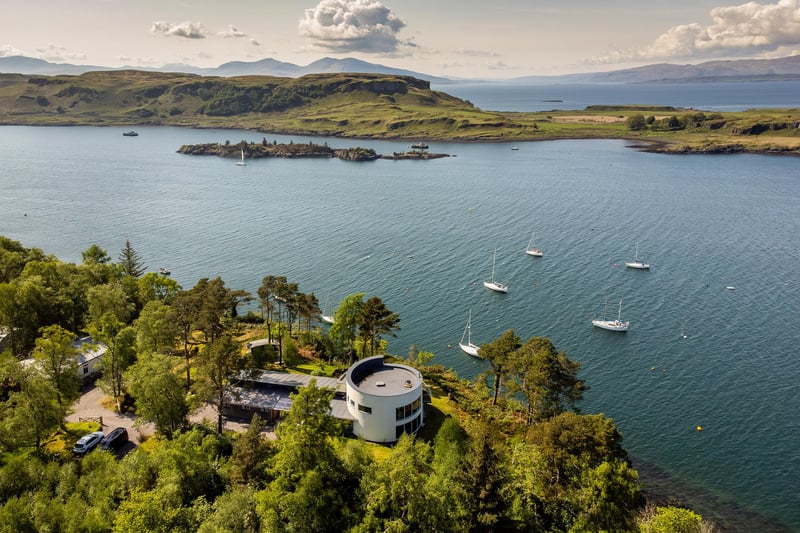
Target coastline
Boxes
[634,458,794,532]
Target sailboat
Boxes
[236,148,246,166]
[625,242,650,269]
[321,292,335,324]
[458,310,481,357]
[483,249,508,293]
[592,297,629,332]
[525,231,543,257]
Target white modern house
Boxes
[345,356,424,443]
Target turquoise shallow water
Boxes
[1,126,799,530]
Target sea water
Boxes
[1,122,798,530]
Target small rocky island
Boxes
[177,140,449,162]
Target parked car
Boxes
[73,431,104,456]
[99,427,128,451]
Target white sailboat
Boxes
[458,310,481,357]
[236,148,246,166]
[525,231,543,257]
[321,292,335,324]
[592,297,629,332]
[625,242,650,269]
[483,249,508,293]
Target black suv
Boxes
[99,427,128,451]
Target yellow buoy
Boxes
[696,426,703,432]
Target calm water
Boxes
[433,80,800,112]
[1,124,799,530]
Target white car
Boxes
[73,431,104,456]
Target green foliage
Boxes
[33,324,80,410]
[229,414,273,488]
[358,296,400,357]
[197,487,259,533]
[479,329,522,406]
[0,358,63,451]
[134,300,179,354]
[626,113,647,130]
[125,352,188,438]
[282,335,302,368]
[638,505,703,533]
[507,336,585,423]
[356,434,440,532]
[193,334,247,434]
[329,293,365,363]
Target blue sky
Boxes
[3,0,800,78]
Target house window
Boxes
[358,404,372,414]
[83,365,89,375]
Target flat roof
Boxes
[226,384,354,421]
[236,370,346,393]
[347,356,422,396]
[356,365,421,395]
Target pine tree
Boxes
[118,239,146,277]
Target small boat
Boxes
[592,297,629,332]
[525,231,543,257]
[158,268,171,275]
[511,146,519,150]
[321,292,335,324]
[236,148,246,166]
[411,142,429,149]
[625,242,650,270]
[122,131,138,137]
[458,309,481,357]
[483,249,508,293]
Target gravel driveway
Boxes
[66,385,274,447]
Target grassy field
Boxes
[0,71,798,154]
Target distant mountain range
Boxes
[2,54,800,84]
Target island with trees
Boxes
[0,234,735,531]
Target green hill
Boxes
[1,70,799,153]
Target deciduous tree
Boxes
[194,334,246,434]
[328,293,364,364]
[479,329,521,406]
[125,352,188,438]
[33,324,80,412]
[358,296,400,357]
[507,336,585,423]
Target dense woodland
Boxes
[0,235,711,532]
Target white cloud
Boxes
[151,21,208,39]
[34,44,87,62]
[298,0,408,53]
[0,44,23,57]
[218,25,247,38]
[591,0,800,64]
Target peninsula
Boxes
[1,70,798,155]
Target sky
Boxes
[2,0,800,79]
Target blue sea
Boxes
[432,79,800,112]
[1,81,799,531]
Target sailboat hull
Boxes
[321,315,334,325]
[592,319,629,332]
[483,280,508,293]
[459,342,481,357]
[625,261,649,269]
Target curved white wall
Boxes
[345,356,424,443]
